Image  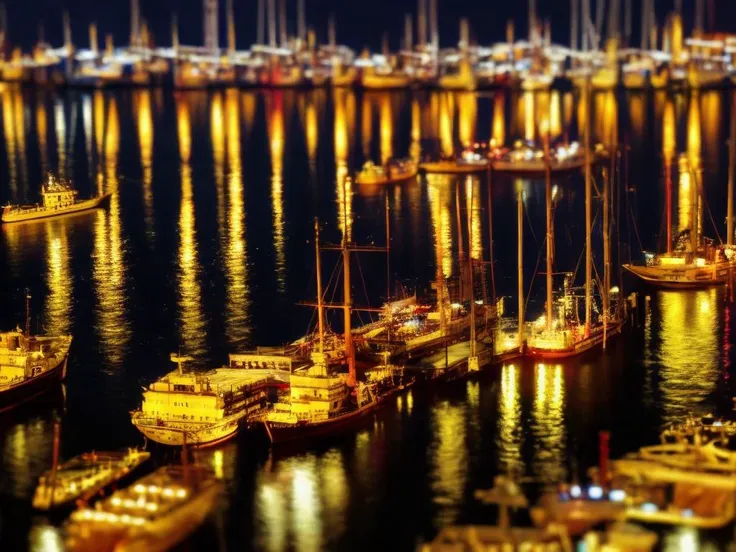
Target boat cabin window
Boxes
[174,384,194,392]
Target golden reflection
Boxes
[224,89,251,348]
[320,450,348,535]
[44,221,72,336]
[211,92,226,234]
[379,93,393,164]
[465,177,482,260]
[305,96,318,165]
[531,363,566,483]
[92,97,130,368]
[410,97,421,161]
[457,92,476,147]
[135,90,154,236]
[427,175,453,278]
[54,99,65,180]
[258,481,287,551]
[93,90,105,156]
[361,94,372,157]
[655,290,719,423]
[334,88,353,242]
[562,92,573,129]
[498,364,523,474]
[268,92,287,292]
[492,93,505,146]
[663,100,675,163]
[14,89,27,192]
[549,91,561,138]
[242,92,257,136]
[3,417,54,498]
[82,95,93,171]
[2,89,18,195]
[291,462,322,551]
[700,92,720,170]
[629,93,645,141]
[595,91,617,145]
[29,524,65,552]
[430,400,466,525]
[176,97,207,357]
[439,93,454,156]
[523,91,535,141]
[687,94,701,170]
[36,95,48,172]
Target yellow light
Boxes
[268,93,287,291]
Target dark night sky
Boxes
[3,1,736,52]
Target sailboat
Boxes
[624,100,736,288]
[524,77,622,359]
[262,214,412,445]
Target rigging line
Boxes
[701,189,723,244]
[523,233,547,319]
[354,254,374,325]
[523,194,539,246]
[627,193,645,253]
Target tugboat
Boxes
[64,464,222,552]
[0,292,73,413]
[130,354,289,447]
[1,172,111,224]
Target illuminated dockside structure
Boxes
[131,353,290,446]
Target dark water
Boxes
[0,85,734,551]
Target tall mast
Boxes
[341,179,355,386]
[544,124,553,332]
[172,13,179,52]
[487,168,496,303]
[517,181,524,352]
[456,182,466,301]
[130,0,140,48]
[584,76,592,334]
[328,14,336,47]
[603,147,612,348]
[314,220,325,354]
[417,0,426,48]
[728,93,735,247]
[571,0,579,51]
[279,0,287,48]
[529,0,536,44]
[468,185,477,358]
[297,0,306,42]
[226,0,236,54]
[257,0,265,45]
[385,193,392,344]
[267,0,277,48]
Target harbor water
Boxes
[0,87,734,551]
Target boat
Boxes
[65,465,222,552]
[33,448,151,511]
[354,159,418,185]
[263,216,413,445]
[491,140,603,175]
[522,80,623,360]
[0,293,73,413]
[419,147,492,174]
[130,353,289,447]
[419,476,574,551]
[361,66,411,90]
[624,150,736,288]
[437,58,476,91]
[1,173,111,224]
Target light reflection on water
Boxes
[0,88,733,551]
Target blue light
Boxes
[570,485,582,498]
[641,502,658,513]
[608,489,626,502]
[588,485,604,500]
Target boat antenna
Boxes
[24,288,31,338]
[314,218,325,356]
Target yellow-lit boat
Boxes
[65,465,222,552]
[355,159,418,185]
[1,173,111,224]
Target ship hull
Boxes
[623,262,731,289]
[0,354,69,414]
[264,387,407,445]
[419,162,490,174]
[526,323,623,360]
[355,169,418,186]
[2,194,112,224]
[132,416,241,447]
